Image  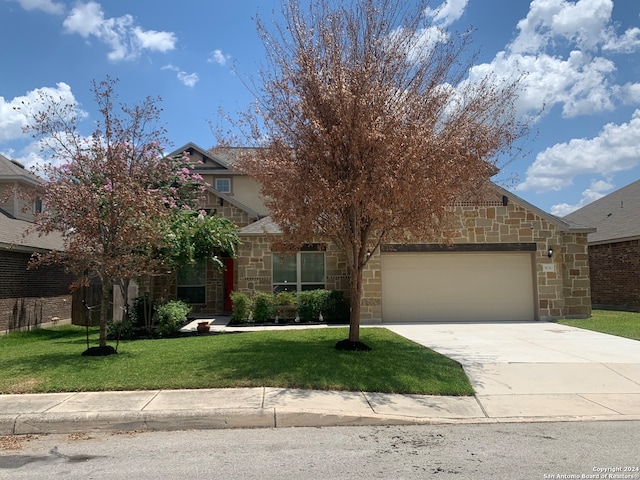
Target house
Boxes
[164,143,595,322]
[0,154,73,333]
[563,179,640,312]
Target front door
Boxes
[223,258,234,312]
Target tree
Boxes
[21,77,208,354]
[230,0,527,349]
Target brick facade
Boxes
[0,250,73,332]
[237,198,592,322]
[588,240,640,311]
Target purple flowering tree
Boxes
[22,78,207,353]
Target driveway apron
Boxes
[385,322,640,418]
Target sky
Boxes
[1,0,640,216]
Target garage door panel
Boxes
[381,252,535,322]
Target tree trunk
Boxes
[99,279,111,348]
[348,265,363,342]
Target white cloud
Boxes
[511,0,614,54]
[177,72,199,87]
[208,49,231,66]
[8,0,64,14]
[551,179,614,216]
[62,2,176,61]
[465,0,640,121]
[0,82,81,142]
[424,0,468,27]
[162,65,199,87]
[517,109,640,193]
[604,26,640,53]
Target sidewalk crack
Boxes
[474,396,490,418]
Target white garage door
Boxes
[381,252,535,322]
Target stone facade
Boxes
[588,239,640,311]
[237,195,592,322]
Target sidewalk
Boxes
[1,386,639,435]
[2,320,639,435]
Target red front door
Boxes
[223,258,234,312]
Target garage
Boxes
[381,251,536,322]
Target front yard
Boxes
[0,326,474,396]
[559,309,640,340]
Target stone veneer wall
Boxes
[238,201,591,322]
[588,239,640,311]
[235,238,349,295]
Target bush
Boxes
[155,300,191,337]
[231,291,252,323]
[322,290,349,324]
[253,292,275,322]
[107,318,135,340]
[131,295,156,330]
[274,290,296,306]
[296,289,330,321]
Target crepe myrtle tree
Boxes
[21,77,211,355]
[225,0,527,350]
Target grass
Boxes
[0,326,474,396]
[559,309,640,340]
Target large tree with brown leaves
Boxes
[233,0,527,348]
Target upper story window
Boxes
[34,198,43,214]
[215,178,231,193]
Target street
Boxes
[1,421,638,479]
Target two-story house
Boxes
[0,154,73,333]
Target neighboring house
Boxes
[564,179,640,312]
[164,143,595,322]
[0,154,73,333]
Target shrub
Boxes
[107,318,135,340]
[155,300,191,337]
[296,289,330,321]
[274,290,296,306]
[131,295,156,330]
[231,291,252,323]
[253,292,275,322]
[321,290,349,324]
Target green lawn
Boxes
[0,326,473,396]
[559,309,640,340]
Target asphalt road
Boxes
[1,421,638,479]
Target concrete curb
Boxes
[2,409,640,436]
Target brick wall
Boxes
[0,250,73,332]
[588,240,640,311]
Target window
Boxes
[177,261,206,304]
[34,198,43,214]
[273,251,325,292]
[214,178,231,193]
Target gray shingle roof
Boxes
[0,211,65,252]
[563,178,640,244]
[0,154,41,185]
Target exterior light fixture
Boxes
[547,247,553,258]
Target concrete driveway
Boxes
[386,322,640,418]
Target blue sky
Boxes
[1,0,640,216]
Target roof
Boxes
[563,178,640,244]
[238,216,282,236]
[0,210,65,253]
[0,154,42,186]
[497,186,595,234]
[170,143,258,175]
[240,186,594,237]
